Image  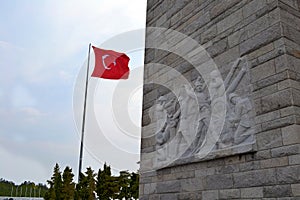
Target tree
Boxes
[76,167,96,200]
[61,166,75,200]
[96,163,119,200]
[118,171,131,200]
[85,167,96,200]
[129,172,139,200]
[74,173,85,200]
[45,163,62,200]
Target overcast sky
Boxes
[0,0,146,184]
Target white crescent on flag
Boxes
[102,55,116,70]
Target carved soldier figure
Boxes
[182,76,211,156]
[153,96,168,133]
[228,93,253,145]
[208,58,250,149]
[155,95,180,162]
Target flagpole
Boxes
[78,43,92,182]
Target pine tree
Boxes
[61,166,75,200]
[45,163,62,200]
[118,171,131,200]
[76,167,96,200]
[74,173,85,200]
[129,172,139,200]
[85,167,96,200]
[96,163,119,200]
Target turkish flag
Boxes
[91,46,130,79]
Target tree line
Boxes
[45,163,139,200]
[0,178,48,197]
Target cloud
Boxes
[15,0,147,84]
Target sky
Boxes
[0,0,147,184]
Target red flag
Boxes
[91,46,130,79]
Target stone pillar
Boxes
[140,0,300,199]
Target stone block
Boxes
[282,22,300,45]
[251,60,276,83]
[215,165,239,174]
[206,38,228,57]
[256,47,285,66]
[282,125,300,145]
[240,23,282,55]
[219,189,240,199]
[246,14,270,38]
[252,70,289,91]
[205,174,233,189]
[259,89,294,115]
[263,185,293,198]
[202,190,219,200]
[271,144,300,157]
[144,183,157,195]
[160,193,177,200]
[182,0,198,17]
[210,0,240,19]
[291,184,300,196]
[292,88,300,106]
[261,115,296,131]
[260,157,289,168]
[281,8,300,31]
[252,84,278,99]
[140,159,154,174]
[182,14,209,35]
[241,187,264,198]
[170,11,182,26]
[149,194,159,200]
[214,46,240,66]
[140,184,144,196]
[248,43,275,61]
[243,0,267,18]
[289,154,300,165]
[177,192,202,200]
[255,110,280,124]
[181,178,204,192]
[277,165,300,184]
[279,0,299,10]
[278,79,300,90]
[257,129,283,150]
[157,180,181,193]
[217,9,243,33]
[233,169,277,187]
[195,167,215,177]
[255,150,272,160]
[228,28,248,48]
[269,7,281,25]
[280,106,300,117]
[163,170,195,181]
[141,136,156,149]
[139,195,149,200]
[201,25,217,44]
[224,155,246,165]
[156,13,167,27]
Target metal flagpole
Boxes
[78,43,92,182]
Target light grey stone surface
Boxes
[140,0,300,199]
[241,187,264,198]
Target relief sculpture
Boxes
[153,58,255,167]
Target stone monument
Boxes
[140,0,300,199]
